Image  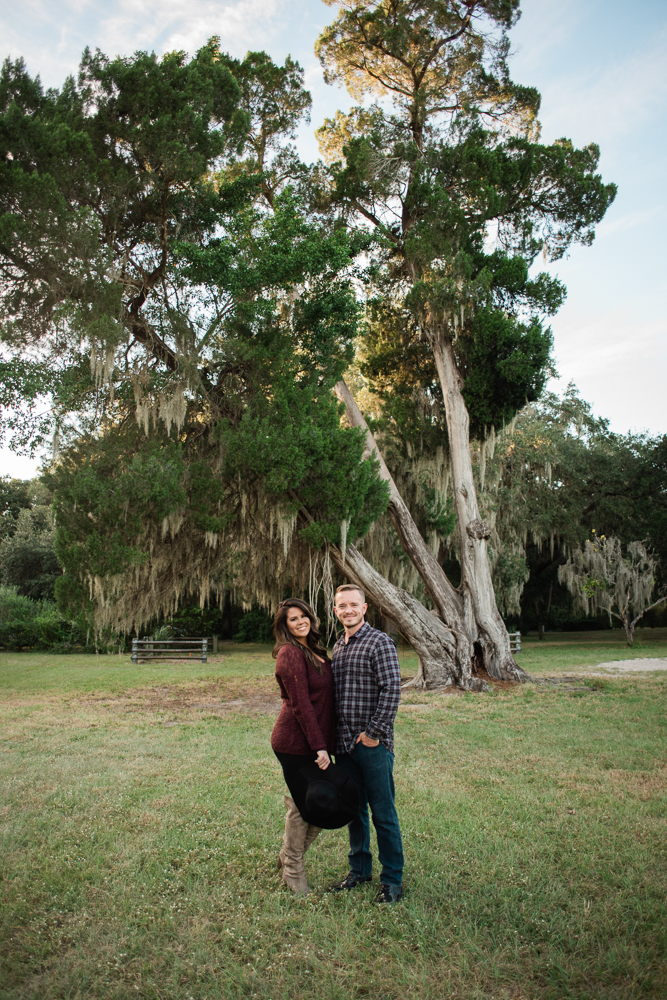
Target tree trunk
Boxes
[429,330,524,681]
[327,541,487,691]
[335,383,462,616]
[621,614,635,646]
[335,380,528,686]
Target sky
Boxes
[1,0,666,478]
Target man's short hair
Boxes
[334,584,366,603]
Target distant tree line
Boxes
[1,389,664,650]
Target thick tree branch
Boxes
[124,314,178,372]
[334,379,464,625]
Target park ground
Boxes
[1,630,666,1000]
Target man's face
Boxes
[334,589,367,629]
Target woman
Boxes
[271,598,334,895]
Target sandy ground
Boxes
[588,658,667,674]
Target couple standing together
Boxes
[270,585,404,904]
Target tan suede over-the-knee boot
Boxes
[277,800,323,868]
[304,823,322,854]
[277,795,317,895]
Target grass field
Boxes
[1,634,666,999]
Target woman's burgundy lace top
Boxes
[270,644,334,755]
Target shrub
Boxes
[0,585,40,623]
[233,607,274,643]
[0,495,61,601]
[0,585,90,651]
[169,599,244,639]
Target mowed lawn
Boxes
[1,635,666,1000]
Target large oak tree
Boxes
[0,45,392,629]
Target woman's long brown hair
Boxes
[272,599,328,673]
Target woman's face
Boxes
[286,606,311,643]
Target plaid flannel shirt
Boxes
[331,622,401,754]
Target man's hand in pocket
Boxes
[356,732,380,747]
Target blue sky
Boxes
[2,0,666,477]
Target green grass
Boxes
[1,642,666,1000]
[518,628,667,677]
[0,645,273,695]
[1,629,665,695]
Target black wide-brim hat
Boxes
[298,760,360,829]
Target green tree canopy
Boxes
[0,42,388,631]
[483,390,667,621]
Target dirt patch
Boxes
[589,658,667,674]
[401,669,519,694]
[604,766,667,799]
[473,667,520,691]
[16,678,284,721]
[534,676,603,692]
[401,679,468,697]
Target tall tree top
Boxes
[316,0,538,144]
[315,0,615,314]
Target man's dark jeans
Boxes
[335,742,404,887]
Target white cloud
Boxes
[303,59,327,87]
[509,0,583,73]
[1,0,287,87]
[0,450,43,479]
[99,0,283,59]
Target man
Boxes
[330,584,404,903]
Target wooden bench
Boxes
[509,631,522,654]
[131,638,208,663]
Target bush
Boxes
[233,607,274,643]
[0,585,90,651]
[0,585,40,622]
[169,598,245,640]
[0,490,61,601]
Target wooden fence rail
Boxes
[131,638,208,663]
[509,631,522,654]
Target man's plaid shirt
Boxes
[331,622,401,754]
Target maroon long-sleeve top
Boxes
[270,643,334,755]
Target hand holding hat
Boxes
[298,760,360,829]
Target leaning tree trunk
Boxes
[327,541,487,692]
[429,329,521,680]
[335,380,527,686]
[336,380,472,683]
